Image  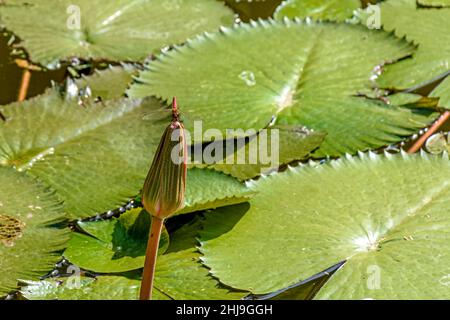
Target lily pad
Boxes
[274,0,360,22]
[63,208,170,273]
[180,167,254,213]
[386,92,439,109]
[200,152,450,299]
[0,167,68,296]
[20,275,171,300]
[430,76,450,109]
[72,64,138,100]
[64,217,246,299]
[0,0,234,68]
[129,20,436,156]
[154,218,247,300]
[0,89,254,219]
[206,125,326,181]
[374,0,450,91]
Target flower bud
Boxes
[142,97,187,219]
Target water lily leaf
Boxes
[128,20,435,156]
[0,0,234,68]
[0,89,254,219]
[274,0,360,22]
[180,167,254,213]
[387,93,439,110]
[0,89,166,219]
[206,125,325,181]
[73,64,138,100]
[418,0,450,7]
[20,275,171,300]
[375,0,450,91]
[200,152,450,299]
[154,218,247,300]
[64,217,246,299]
[0,167,68,296]
[430,76,450,109]
[63,209,170,273]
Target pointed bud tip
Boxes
[172,97,177,111]
[172,97,180,122]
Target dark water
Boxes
[0,0,283,105]
[225,0,283,21]
[0,32,67,105]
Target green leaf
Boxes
[65,217,246,299]
[72,64,138,100]
[129,20,436,156]
[20,275,171,300]
[375,0,450,91]
[154,218,247,300]
[0,167,68,296]
[0,89,165,218]
[0,0,234,68]
[430,76,450,109]
[386,92,439,110]
[200,152,450,299]
[274,0,360,22]
[206,125,326,181]
[63,209,169,273]
[180,167,254,213]
[0,89,253,219]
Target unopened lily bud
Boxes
[142,97,187,220]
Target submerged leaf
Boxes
[0,167,68,296]
[200,153,450,299]
[129,20,435,156]
[0,0,234,68]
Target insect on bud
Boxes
[142,97,187,220]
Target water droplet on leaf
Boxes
[239,71,256,86]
